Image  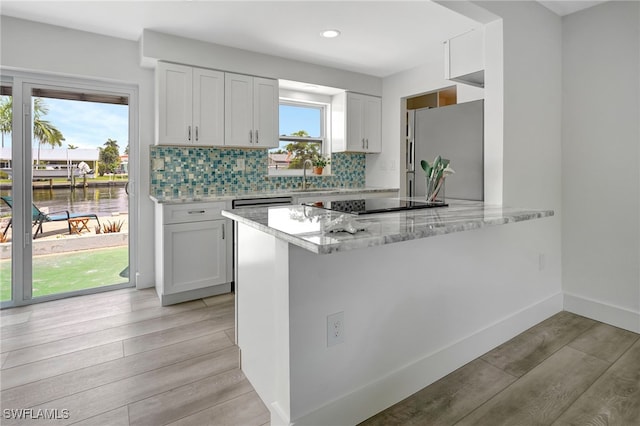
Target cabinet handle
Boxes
[187,210,206,215]
[222,225,225,240]
[249,130,253,144]
[195,126,199,141]
[362,138,365,149]
[256,130,259,144]
[366,138,369,149]
[188,125,192,141]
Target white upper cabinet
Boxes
[193,68,225,145]
[225,73,278,148]
[444,29,484,88]
[362,95,382,152]
[156,62,224,145]
[332,92,381,153]
[253,77,279,148]
[224,73,253,147]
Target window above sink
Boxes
[269,81,342,177]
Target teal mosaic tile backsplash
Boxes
[150,146,365,198]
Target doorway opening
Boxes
[0,78,136,307]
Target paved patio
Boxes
[0,213,128,259]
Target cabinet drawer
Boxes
[163,202,226,224]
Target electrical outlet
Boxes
[538,253,546,271]
[235,158,245,171]
[327,311,344,347]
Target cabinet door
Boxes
[225,73,254,147]
[193,68,225,146]
[346,93,365,151]
[253,77,279,148]
[157,62,193,145]
[164,220,227,294]
[363,95,382,153]
[445,29,484,87]
[448,30,483,79]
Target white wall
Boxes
[371,1,563,314]
[141,29,382,97]
[476,1,564,318]
[561,1,640,332]
[0,16,157,289]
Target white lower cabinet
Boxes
[155,202,232,306]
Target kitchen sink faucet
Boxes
[302,159,313,190]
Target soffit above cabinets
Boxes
[279,80,344,97]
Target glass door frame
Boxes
[1,70,139,308]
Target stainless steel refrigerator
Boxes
[406,100,484,201]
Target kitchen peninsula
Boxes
[222,201,555,425]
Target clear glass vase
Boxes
[425,176,445,204]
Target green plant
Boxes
[102,220,124,233]
[312,154,330,168]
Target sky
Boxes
[279,104,321,137]
[1,96,129,151]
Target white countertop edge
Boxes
[222,202,555,255]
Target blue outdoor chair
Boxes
[1,196,100,239]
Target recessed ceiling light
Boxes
[321,29,341,38]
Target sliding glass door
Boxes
[0,74,137,307]
[0,83,13,303]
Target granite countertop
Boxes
[150,187,398,204]
[221,200,554,255]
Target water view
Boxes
[3,186,129,217]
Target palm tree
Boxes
[99,138,120,175]
[0,97,65,164]
[32,98,65,165]
[0,97,11,149]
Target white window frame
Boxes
[268,98,330,176]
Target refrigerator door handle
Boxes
[406,170,415,198]
[409,141,414,171]
[407,110,416,172]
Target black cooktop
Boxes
[303,198,447,215]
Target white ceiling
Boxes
[0,1,609,79]
[537,1,608,16]
[0,0,481,78]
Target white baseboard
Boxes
[563,292,640,333]
[293,292,563,426]
[270,401,292,426]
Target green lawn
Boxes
[0,246,128,301]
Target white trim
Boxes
[293,292,563,426]
[564,292,640,333]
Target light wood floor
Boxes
[362,310,640,426]
[1,289,639,426]
[0,288,269,426]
